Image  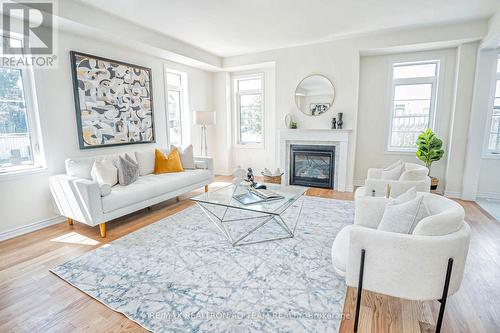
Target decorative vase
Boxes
[331,118,337,129]
[337,113,344,129]
[430,176,439,191]
[284,113,292,128]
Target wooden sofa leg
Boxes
[67,218,73,226]
[204,185,209,192]
[99,223,106,238]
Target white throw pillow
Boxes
[391,186,417,205]
[384,160,403,171]
[378,194,429,234]
[65,158,95,179]
[99,184,112,197]
[135,150,156,176]
[90,159,118,187]
[171,144,195,169]
[399,168,428,181]
[381,163,405,180]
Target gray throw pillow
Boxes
[114,154,139,186]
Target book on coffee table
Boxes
[249,187,284,200]
[233,188,284,205]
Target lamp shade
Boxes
[194,111,216,125]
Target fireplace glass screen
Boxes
[290,145,335,189]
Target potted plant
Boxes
[416,128,444,190]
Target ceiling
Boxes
[76,0,498,57]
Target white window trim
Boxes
[386,59,441,153]
[164,67,190,147]
[232,73,265,149]
[482,51,500,159]
[0,34,46,176]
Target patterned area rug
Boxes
[51,196,353,333]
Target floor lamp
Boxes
[194,111,216,156]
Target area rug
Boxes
[51,196,354,333]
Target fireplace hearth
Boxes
[289,145,335,189]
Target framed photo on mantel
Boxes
[70,51,155,149]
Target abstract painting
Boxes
[70,51,155,149]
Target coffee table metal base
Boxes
[196,198,304,247]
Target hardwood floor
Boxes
[0,178,498,332]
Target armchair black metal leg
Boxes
[354,249,365,333]
[436,258,454,333]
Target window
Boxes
[233,74,263,146]
[484,54,500,155]
[388,61,439,151]
[0,35,44,174]
[166,71,184,146]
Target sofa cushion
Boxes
[154,148,183,174]
[331,225,353,277]
[90,160,118,187]
[100,184,112,197]
[102,169,212,213]
[171,144,195,169]
[384,160,403,171]
[381,163,404,180]
[378,194,429,234]
[399,165,428,181]
[391,187,417,205]
[65,157,95,179]
[135,149,156,176]
[114,154,139,186]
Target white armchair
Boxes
[363,162,431,197]
[332,193,471,332]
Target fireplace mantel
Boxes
[278,129,350,191]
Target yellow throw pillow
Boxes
[154,148,184,174]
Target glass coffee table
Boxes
[191,183,308,246]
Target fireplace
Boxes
[289,145,335,189]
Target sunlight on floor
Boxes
[50,232,100,245]
[210,181,232,188]
[476,199,500,221]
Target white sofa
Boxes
[332,192,470,332]
[49,150,213,237]
[362,162,430,197]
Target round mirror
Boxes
[294,75,335,116]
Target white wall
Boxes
[355,48,459,190]
[443,42,479,197]
[463,48,500,200]
[220,20,487,191]
[222,39,360,190]
[0,28,214,235]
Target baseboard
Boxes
[476,192,500,201]
[443,190,462,199]
[214,169,232,176]
[353,179,365,187]
[344,185,354,192]
[0,215,65,242]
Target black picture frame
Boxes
[70,51,156,149]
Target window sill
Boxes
[0,166,49,181]
[385,149,417,155]
[482,153,500,160]
[232,143,265,150]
